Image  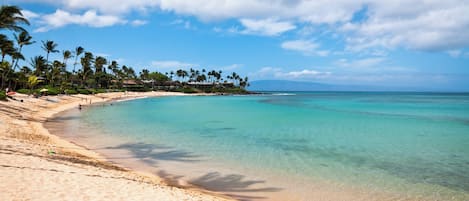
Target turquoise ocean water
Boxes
[53,92,469,200]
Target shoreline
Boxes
[3,92,467,201]
[42,94,463,201]
[0,91,232,201]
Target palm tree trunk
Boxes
[46,51,49,65]
[73,56,78,73]
[13,46,23,72]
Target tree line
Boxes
[0,5,249,98]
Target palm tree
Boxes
[216,70,222,83]
[73,46,84,73]
[170,71,174,80]
[62,50,72,66]
[0,61,12,89]
[94,56,107,73]
[0,5,30,32]
[13,31,34,70]
[80,52,94,86]
[181,70,188,82]
[7,50,23,89]
[0,36,14,62]
[123,66,136,79]
[41,40,59,65]
[30,56,47,77]
[140,69,150,80]
[50,60,63,86]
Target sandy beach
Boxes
[0,92,231,201]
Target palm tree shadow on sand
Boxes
[157,170,282,201]
[103,142,200,167]
[105,142,282,200]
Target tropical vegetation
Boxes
[0,5,250,100]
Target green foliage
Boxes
[64,89,78,95]
[125,86,151,92]
[95,89,107,93]
[173,87,199,94]
[87,88,97,94]
[86,88,106,94]
[17,88,29,94]
[149,72,170,83]
[0,90,6,101]
[43,86,60,95]
[77,88,90,94]
[27,75,39,93]
[203,87,249,94]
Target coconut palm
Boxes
[73,46,84,73]
[170,71,174,80]
[80,52,94,86]
[49,60,63,86]
[140,69,150,80]
[62,50,72,66]
[0,61,12,89]
[0,36,15,62]
[0,5,29,32]
[41,40,59,65]
[13,31,34,70]
[94,56,107,73]
[30,55,47,77]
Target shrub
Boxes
[45,86,60,95]
[0,91,6,101]
[17,89,30,94]
[64,89,78,95]
[88,88,97,94]
[95,89,107,93]
[77,89,90,94]
[173,87,198,94]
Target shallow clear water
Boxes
[56,92,469,200]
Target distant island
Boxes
[248,80,458,92]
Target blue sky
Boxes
[7,0,469,91]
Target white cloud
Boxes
[252,67,331,80]
[283,69,331,78]
[335,57,386,68]
[20,0,469,51]
[151,60,199,70]
[171,19,194,29]
[35,9,125,32]
[446,50,462,58]
[17,0,159,14]
[130,19,148,26]
[220,64,243,70]
[342,1,469,51]
[239,18,296,36]
[21,10,40,19]
[281,40,329,56]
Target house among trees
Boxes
[187,82,234,89]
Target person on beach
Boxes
[78,104,82,110]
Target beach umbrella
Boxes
[39,88,48,92]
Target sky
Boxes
[6,0,469,91]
